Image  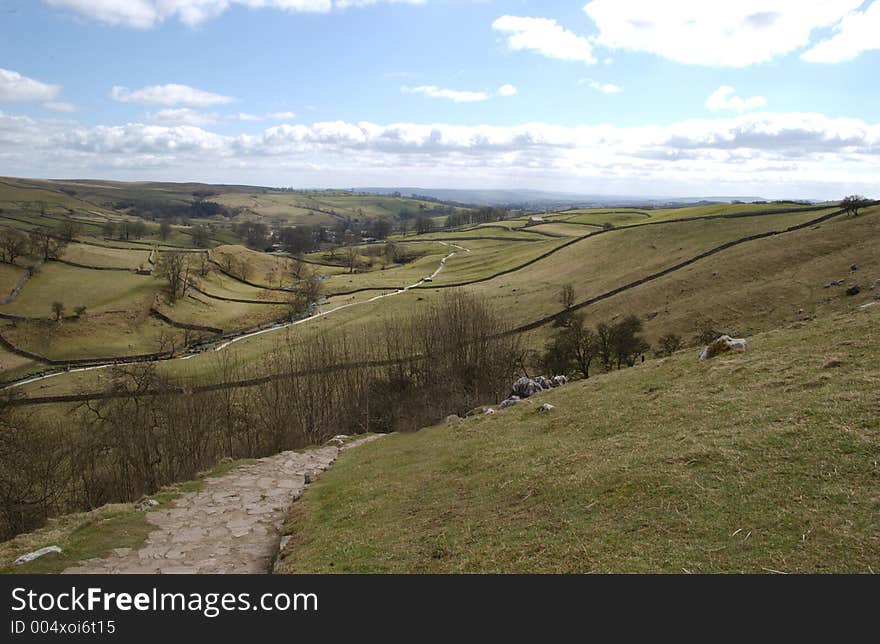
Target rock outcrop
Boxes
[698,335,748,361]
[511,377,544,398]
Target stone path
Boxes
[63,436,381,574]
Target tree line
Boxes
[0,293,521,540]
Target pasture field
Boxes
[2,312,174,362]
[210,190,460,225]
[276,306,880,573]
[61,243,152,270]
[525,204,879,348]
[4,202,871,395]
[403,226,549,242]
[0,263,159,319]
[0,262,27,295]
[458,208,838,325]
[0,344,32,379]
[156,292,288,332]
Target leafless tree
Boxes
[0,228,28,265]
[157,252,192,301]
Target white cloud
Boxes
[402,85,489,103]
[44,0,424,29]
[268,111,297,120]
[0,68,61,102]
[43,101,77,112]
[335,0,424,8]
[802,1,880,63]
[149,108,219,126]
[111,83,235,107]
[235,112,263,121]
[2,111,878,199]
[497,84,518,97]
[706,86,766,113]
[583,0,864,67]
[492,15,596,64]
[580,79,622,94]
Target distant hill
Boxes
[354,187,779,209]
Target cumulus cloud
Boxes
[148,108,219,126]
[2,110,878,198]
[43,101,78,113]
[497,84,518,97]
[492,15,596,64]
[0,68,61,102]
[802,0,880,63]
[583,0,864,67]
[44,0,424,28]
[705,86,766,113]
[402,85,489,103]
[111,83,235,107]
[580,79,622,94]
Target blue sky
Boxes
[1,0,879,198]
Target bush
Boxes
[656,333,683,356]
[0,293,522,539]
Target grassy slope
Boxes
[61,244,152,270]
[277,306,879,573]
[523,207,879,347]
[0,263,158,318]
[461,209,835,325]
[0,262,27,295]
[9,206,873,394]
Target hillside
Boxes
[3,201,876,398]
[0,177,469,228]
[275,306,879,573]
[4,306,875,573]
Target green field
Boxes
[275,306,879,573]
[1,180,877,573]
[4,200,874,398]
[0,263,158,318]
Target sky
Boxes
[0,0,879,199]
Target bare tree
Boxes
[343,246,360,274]
[58,219,81,242]
[0,228,28,265]
[159,220,172,241]
[841,195,871,217]
[554,283,577,327]
[656,333,683,356]
[51,301,65,322]
[157,252,192,301]
[29,227,67,260]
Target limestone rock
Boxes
[535,376,554,390]
[537,403,555,412]
[552,375,569,387]
[846,285,861,296]
[14,546,62,565]
[499,396,520,409]
[511,377,543,398]
[134,499,159,512]
[484,408,496,415]
[698,335,748,361]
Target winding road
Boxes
[3,242,471,389]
